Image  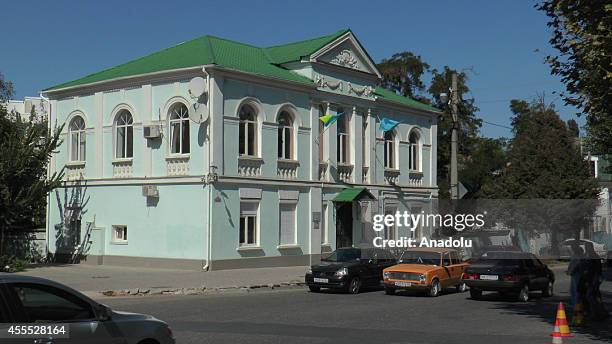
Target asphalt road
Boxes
[104,268,612,344]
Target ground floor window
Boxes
[279,202,296,245]
[112,225,128,243]
[240,202,258,246]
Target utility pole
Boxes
[450,72,459,199]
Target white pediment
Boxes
[310,32,382,78]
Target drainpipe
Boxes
[202,67,213,271]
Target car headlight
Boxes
[419,274,426,283]
[335,267,348,277]
[383,272,390,279]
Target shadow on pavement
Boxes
[481,269,612,343]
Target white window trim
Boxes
[278,200,298,247]
[111,225,128,245]
[239,200,260,248]
[408,130,422,172]
[114,110,134,160]
[168,103,190,156]
[68,116,86,163]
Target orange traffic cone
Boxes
[572,301,584,326]
[551,302,573,342]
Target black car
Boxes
[305,247,397,294]
[462,251,555,302]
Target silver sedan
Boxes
[0,273,175,344]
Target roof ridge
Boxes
[265,28,350,49]
[206,34,264,49]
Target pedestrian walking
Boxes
[584,243,609,321]
[567,244,585,308]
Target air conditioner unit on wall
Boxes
[142,185,159,198]
[143,125,161,139]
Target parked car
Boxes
[305,247,397,294]
[462,251,555,302]
[0,274,175,344]
[382,248,470,297]
[468,245,521,262]
[562,239,607,262]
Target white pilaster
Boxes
[142,84,152,177]
[309,101,320,181]
[94,92,103,178]
[209,72,225,174]
[352,106,362,184]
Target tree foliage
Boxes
[377,52,430,102]
[536,0,612,155]
[0,74,64,256]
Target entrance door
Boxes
[335,202,353,248]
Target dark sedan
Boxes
[462,251,555,302]
[305,247,397,294]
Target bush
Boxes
[0,255,28,272]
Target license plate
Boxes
[313,278,328,283]
[395,281,412,287]
[480,275,499,281]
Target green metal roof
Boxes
[333,187,375,202]
[374,87,440,113]
[44,29,437,113]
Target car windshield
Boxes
[322,249,362,262]
[398,251,440,265]
[473,258,521,267]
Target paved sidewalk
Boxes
[16,264,309,297]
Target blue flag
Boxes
[379,117,399,132]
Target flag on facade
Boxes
[379,117,399,132]
[319,112,344,128]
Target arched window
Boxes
[169,103,190,154]
[114,110,133,159]
[409,131,420,171]
[277,111,293,159]
[336,107,349,164]
[384,131,395,169]
[69,116,86,162]
[239,104,257,156]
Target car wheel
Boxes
[347,277,361,294]
[542,281,553,297]
[429,279,441,297]
[518,284,529,302]
[308,286,320,293]
[456,282,468,293]
[470,288,482,300]
[384,286,395,295]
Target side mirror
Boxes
[97,304,112,321]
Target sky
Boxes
[1,0,580,138]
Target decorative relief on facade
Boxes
[112,160,133,178]
[347,82,374,98]
[319,162,329,182]
[166,157,189,176]
[65,163,85,181]
[277,159,299,179]
[238,157,263,177]
[337,163,354,182]
[408,172,424,187]
[384,169,400,185]
[314,75,343,91]
[330,49,358,69]
[362,166,369,183]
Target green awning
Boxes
[332,187,375,202]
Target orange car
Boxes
[383,248,470,296]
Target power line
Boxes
[482,120,513,130]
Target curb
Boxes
[97,281,306,298]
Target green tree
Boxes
[484,99,599,251]
[0,74,64,256]
[428,67,483,198]
[536,0,612,155]
[377,52,431,102]
[460,137,507,198]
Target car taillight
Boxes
[502,275,519,282]
[462,273,479,280]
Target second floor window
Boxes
[114,110,133,159]
[69,116,86,162]
[277,111,293,159]
[169,103,190,154]
[337,108,349,164]
[384,131,395,169]
[239,104,257,156]
[409,131,420,171]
